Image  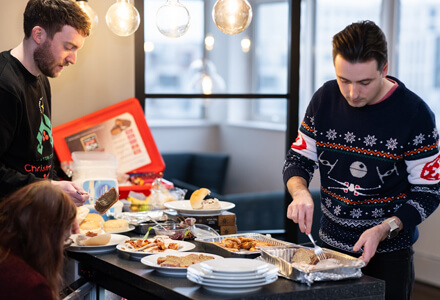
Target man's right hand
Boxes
[286,176,314,234]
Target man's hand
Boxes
[286,176,314,234]
[51,180,88,206]
[71,218,80,234]
[353,216,403,265]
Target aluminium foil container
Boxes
[195,233,294,258]
[260,246,365,285]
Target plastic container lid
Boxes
[72,151,118,167]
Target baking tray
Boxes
[260,246,365,285]
[195,233,294,258]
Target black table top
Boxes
[66,238,385,300]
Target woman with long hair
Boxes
[0,181,77,300]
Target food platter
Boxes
[140,252,224,276]
[116,240,196,260]
[164,200,235,216]
[196,233,294,257]
[68,234,129,254]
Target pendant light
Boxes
[106,0,140,37]
[156,0,191,38]
[212,0,253,35]
[76,0,98,34]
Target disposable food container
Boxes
[260,246,365,285]
[195,233,293,258]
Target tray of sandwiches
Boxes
[259,245,365,285]
[195,233,294,258]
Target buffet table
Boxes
[66,241,385,300]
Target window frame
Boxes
[134,0,297,124]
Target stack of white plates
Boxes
[187,258,278,294]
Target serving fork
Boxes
[305,228,326,261]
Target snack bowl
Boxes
[153,222,192,240]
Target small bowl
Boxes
[190,224,220,239]
[153,222,191,240]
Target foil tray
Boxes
[119,210,168,225]
[195,233,294,258]
[260,246,365,285]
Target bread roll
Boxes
[291,248,319,265]
[79,220,102,234]
[190,188,210,209]
[103,219,129,233]
[76,233,111,246]
[84,213,105,226]
[76,206,90,224]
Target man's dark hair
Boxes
[23,0,91,39]
[332,20,388,71]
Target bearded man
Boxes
[0,0,91,215]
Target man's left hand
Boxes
[353,223,389,265]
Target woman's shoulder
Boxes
[0,252,53,300]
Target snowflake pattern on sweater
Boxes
[283,76,440,253]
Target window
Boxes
[252,1,289,123]
[141,0,290,124]
[299,0,381,118]
[397,0,440,128]
[143,0,204,120]
[138,1,440,129]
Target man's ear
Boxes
[381,61,389,77]
[31,26,47,45]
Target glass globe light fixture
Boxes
[212,0,253,35]
[76,0,98,34]
[156,0,191,38]
[106,0,140,37]
[188,59,225,95]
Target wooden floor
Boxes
[412,281,440,300]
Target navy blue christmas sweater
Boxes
[283,76,440,253]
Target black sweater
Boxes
[0,50,55,198]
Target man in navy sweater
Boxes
[283,20,440,300]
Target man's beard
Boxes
[33,40,66,78]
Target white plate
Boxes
[68,234,130,254]
[164,200,235,216]
[116,240,196,260]
[200,258,270,274]
[140,252,224,277]
[104,224,135,234]
[188,263,279,281]
[187,272,278,293]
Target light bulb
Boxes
[76,0,98,34]
[106,0,140,37]
[212,0,253,35]
[156,0,191,38]
[188,59,225,94]
[205,34,215,51]
[241,37,251,52]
